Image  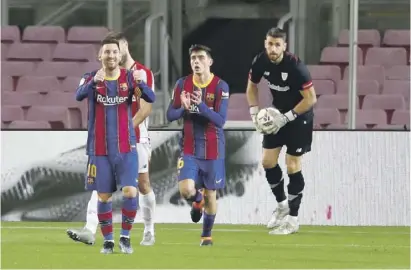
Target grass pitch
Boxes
[1,222,409,269]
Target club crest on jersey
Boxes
[120,83,128,91]
[206,93,215,101]
[96,93,128,106]
[281,72,288,81]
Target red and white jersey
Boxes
[130,61,154,144]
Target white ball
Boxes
[256,107,281,132]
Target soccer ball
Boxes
[256,107,281,133]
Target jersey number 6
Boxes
[177,157,184,169]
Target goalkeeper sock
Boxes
[287,171,305,217]
[121,196,138,237]
[97,201,113,241]
[265,165,287,203]
[201,212,216,237]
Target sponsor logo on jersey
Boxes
[268,82,290,92]
[96,94,129,106]
[188,104,200,114]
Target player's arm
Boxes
[246,55,264,122]
[75,73,95,101]
[166,79,185,122]
[197,81,229,128]
[284,62,317,121]
[132,71,154,128]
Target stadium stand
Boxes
[1,26,409,130]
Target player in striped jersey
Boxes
[67,33,156,246]
[166,44,229,246]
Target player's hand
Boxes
[249,106,264,133]
[270,114,289,134]
[93,69,105,83]
[133,69,146,83]
[190,89,202,105]
[180,91,191,110]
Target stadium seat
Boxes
[26,106,74,129]
[67,26,109,44]
[1,61,36,77]
[326,123,367,129]
[307,65,341,84]
[1,106,24,122]
[1,43,9,60]
[16,76,60,94]
[342,65,385,87]
[1,76,13,91]
[312,80,335,95]
[228,93,249,110]
[8,120,52,129]
[42,92,85,128]
[81,62,101,73]
[22,26,65,43]
[336,80,380,96]
[2,92,43,107]
[382,29,410,58]
[382,80,410,100]
[1,26,20,43]
[391,110,410,126]
[34,62,83,78]
[316,95,359,110]
[345,109,387,126]
[61,77,81,92]
[6,43,52,61]
[385,65,410,80]
[314,108,341,126]
[362,94,406,111]
[373,124,407,130]
[227,108,249,121]
[365,47,407,67]
[52,43,96,62]
[320,47,363,71]
[338,29,381,54]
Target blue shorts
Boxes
[85,150,138,193]
[177,155,225,190]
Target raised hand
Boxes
[93,69,105,83]
[180,91,191,110]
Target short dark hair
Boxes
[266,27,287,41]
[100,37,120,49]
[189,44,212,57]
[104,31,128,42]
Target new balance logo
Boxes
[96,94,128,106]
[264,71,270,76]
[296,148,302,153]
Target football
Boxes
[256,107,281,132]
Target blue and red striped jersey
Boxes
[75,68,155,156]
[166,74,229,160]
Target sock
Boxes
[84,191,99,234]
[201,212,216,238]
[287,171,305,217]
[265,165,287,203]
[139,190,156,234]
[97,201,113,241]
[121,196,138,237]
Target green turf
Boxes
[1,222,409,269]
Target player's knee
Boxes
[122,186,138,198]
[138,173,151,194]
[178,179,195,198]
[262,148,280,169]
[285,155,302,174]
[98,193,112,202]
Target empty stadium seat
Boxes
[26,106,74,129]
[61,77,81,92]
[314,108,341,126]
[42,92,85,128]
[320,47,363,70]
[1,26,20,43]
[391,110,410,125]
[16,76,60,93]
[228,93,249,110]
[316,95,359,110]
[373,124,407,130]
[362,94,406,111]
[382,29,410,58]
[1,76,13,91]
[1,61,36,77]
[365,47,407,67]
[81,62,101,73]
[67,26,109,44]
[342,65,385,87]
[345,109,387,126]
[2,106,24,122]
[338,29,381,53]
[227,108,249,121]
[382,80,410,100]
[2,92,43,107]
[22,26,65,43]
[307,65,341,84]
[34,62,83,78]
[326,123,367,129]
[8,120,52,129]
[385,66,410,80]
[52,43,96,62]
[312,80,335,95]
[1,43,9,60]
[337,80,380,96]
[6,43,51,61]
